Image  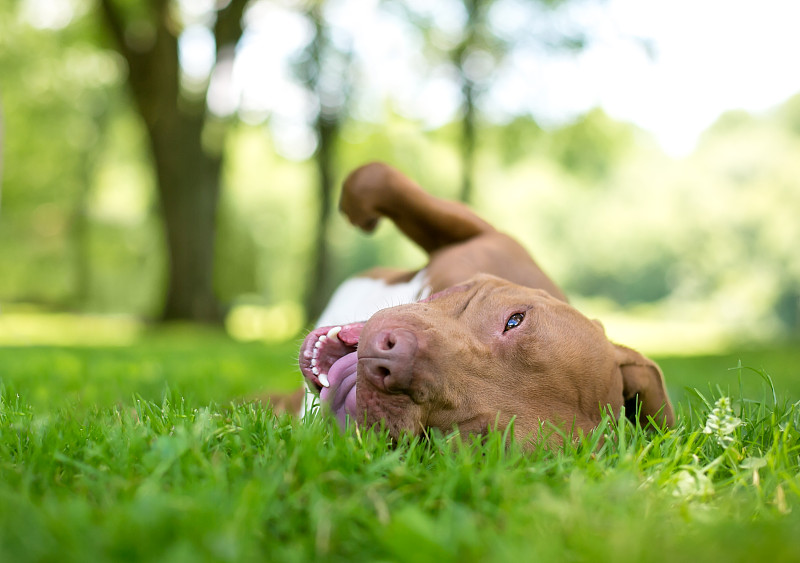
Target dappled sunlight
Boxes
[585,306,740,357]
[225,301,304,343]
[0,304,310,348]
[21,0,80,30]
[90,161,153,226]
[0,305,143,346]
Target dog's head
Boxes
[299,274,673,446]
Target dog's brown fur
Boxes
[294,162,674,445]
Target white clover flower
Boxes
[703,396,742,447]
[672,468,714,499]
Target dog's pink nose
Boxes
[360,328,417,394]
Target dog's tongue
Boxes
[319,351,358,428]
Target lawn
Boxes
[1,327,799,562]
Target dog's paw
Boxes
[340,162,398,230]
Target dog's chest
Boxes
[315,270,430,328]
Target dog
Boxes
[296,162,674,446]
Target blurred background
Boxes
[2,0,799,356]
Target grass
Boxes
[1,329,799,562]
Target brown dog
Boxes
[298,162,674,446]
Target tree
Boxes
[399,0,588,203]
[550,108,636,181]
[0,6,125,309]
[396,0,499,203]
[293,0,355,322]
[97,0,249,322]
[450,0,496,203]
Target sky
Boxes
[33,0,796,159]
[209,0,800,158]
[550,0,800,155]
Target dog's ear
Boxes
[614,344,675,428]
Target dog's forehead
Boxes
[414,278,568,329]
[419,283,471,303]
[423,277,557,313]
[457,276,556,305]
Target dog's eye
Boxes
[504,312,525,332]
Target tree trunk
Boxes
[300,3,346,324]
[72,157,92,308]
[137,44,223,323]
[306,116,337,323]
[459,80,477,204]
[98,0,225,322]
[456,0,481,204]
[149,115,222,322]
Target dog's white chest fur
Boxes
[315,269,430,328]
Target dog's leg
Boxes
[340,162,495,255]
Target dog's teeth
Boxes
[312,367,319,375]
[311,358,317,367]
[326,326,341,339]
[312,347,319,359]
[319,373,330,387]
[314,340,323,348]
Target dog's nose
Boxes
[360,328,417,393]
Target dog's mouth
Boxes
[299,323,363,424]
[298,284,463,392]
[297,288,459,423]
[299,323,362,390]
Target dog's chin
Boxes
[298,323,364,392]
[355,385,424,440]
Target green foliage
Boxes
[2,1,800,337]
[0,335,799,561]
[0,2,156,312]
[483,115,546,166]
[773,93,800,137]
[549,108,638,180]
